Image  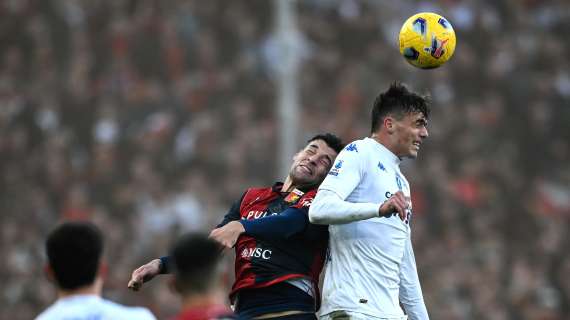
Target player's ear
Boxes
[44,264,55,283]
[169,277,181,294]
[99,261,108,280]
[384,117,396,134]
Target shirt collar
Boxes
[57,294,100,304]
[366,137,401,166]
[272,180,318,195]
[271,182,284,193]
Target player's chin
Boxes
[291,170,313,184]
[407,149,419,158]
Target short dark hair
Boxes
[170,233,222,295]
[370,82,430,133]
[308,133,344,154]
[46,222,103,290]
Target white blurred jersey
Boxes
[35,294,156,320]
[312,137,429,320]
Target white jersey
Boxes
[310,137,429,320]
[35,294,156,320]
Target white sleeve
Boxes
[308,144,380,225]
[309,189,380,225]
[399,234,429,320]
[317,143,363,200]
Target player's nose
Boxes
[307,155,318,166]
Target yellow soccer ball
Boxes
[399,12,456,69]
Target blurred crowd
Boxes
[1,0,569,319]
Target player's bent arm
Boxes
[398,235,429,320]
[309,189,380,225]
[239,207,308,239]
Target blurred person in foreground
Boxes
[170,233,235,320]
[129,133,344,319]
[309,83,430,320]
[36,222,156,320]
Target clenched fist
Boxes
[379,191,409,221]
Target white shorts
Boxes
[319,310,408,320]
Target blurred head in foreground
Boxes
[170,233,234,319]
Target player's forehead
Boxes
[405,111,428,125]
[304,140,337,157]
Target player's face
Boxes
[289,140,337,188]
[392,112,429,158]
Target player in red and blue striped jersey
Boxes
[129,133,344,320]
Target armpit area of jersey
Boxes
[234,282,315,319]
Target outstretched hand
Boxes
[127,259,161,291]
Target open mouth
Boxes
[412,141,421,150]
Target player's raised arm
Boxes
[310,189,407,225]
[309,142,405,225]
[309,189,380,225]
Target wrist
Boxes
[378,203,390,217]
[157,257,168,274]
[236,220,246,234]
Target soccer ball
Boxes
[399,12,456,69]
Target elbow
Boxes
[308,211,319,224]
[308,205,326,225]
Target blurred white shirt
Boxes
[35,294,156,320]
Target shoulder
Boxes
[343,138,367,152]
[339,138,375,158]
[34,300,84,320]
[34,304,57,320]
[291,189,317,210]
[301,189,317,199]
[238,186,272,205]
[35,297,155,320]
[100,299,156,319]
[330,139,372,174]
[242,185,274,198]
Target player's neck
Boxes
[281,177,295,193]
[57,278,102,299]
[371,133,399,157]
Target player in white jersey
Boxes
[36,222,155,320]
[309,83,430,320]
[36,295,156,320]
